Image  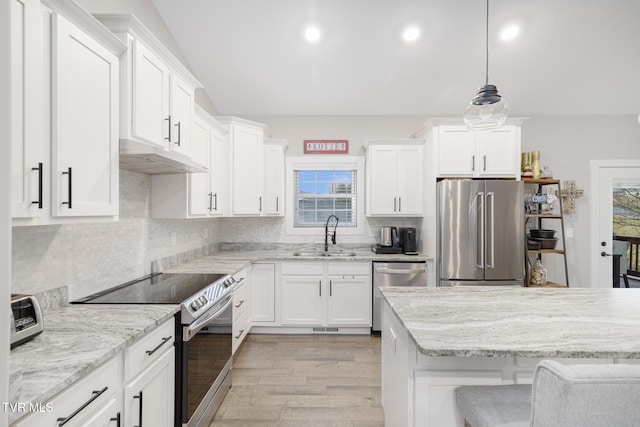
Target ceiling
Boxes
[151,0,640,116]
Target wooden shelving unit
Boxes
[524,178,569,287]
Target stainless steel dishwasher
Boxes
[372,261,427,333]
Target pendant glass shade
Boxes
[463,84,509,130]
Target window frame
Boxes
[286,156,365,236]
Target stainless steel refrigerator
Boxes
[437,179,524,286]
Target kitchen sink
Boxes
[292,251,357,257]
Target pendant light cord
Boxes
[485,0,489,85]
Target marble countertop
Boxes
[381,286,640,359]
[164,247,432,274]
[9,304,178,423]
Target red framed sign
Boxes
[303,140,349,154]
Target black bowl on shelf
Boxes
[527,239,542,250]
[530,229,556,239]
[530,237,558,249]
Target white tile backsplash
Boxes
[12,170,219,300]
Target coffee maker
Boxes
[400,227,418,255]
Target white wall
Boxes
[1,0,11,421]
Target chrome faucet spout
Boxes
[324,215,339,252]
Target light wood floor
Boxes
[209,334,384,427]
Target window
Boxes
[286,157,365,236]
[294,170,357,227]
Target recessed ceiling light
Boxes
[304,25,322,44]
[402,26,421,43]
[500,24,520,41]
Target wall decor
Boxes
[303,139,349,154]
[560,180,584,214]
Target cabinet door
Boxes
[188,115,211,216]
[11,0,45,219]
[264,144,285,215]
[327,276,371,326]
[396,145,424,216]
[478,127,519,177]
[437,127,476,177]
[52,14,119,217]
[132,39,170,147]
[281,275,323,325]
[124,348,174,427]
[367,145,398,215]
[231,125,264,215]
[169,73,194,157]
[252,263,276,323]
[209,127,226,216]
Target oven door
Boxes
[180,295,233,427]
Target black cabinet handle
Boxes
[234,329,244,339]
[208,192,213,211]
[174,121,181,147]
[235,300,245,308]
[164,116,172,141]
[483,155,487,171]
[32,162,43,208]
[393,197,397,212]
[110,412,121,427]
[319,280,322,297]
[61,167,72,209]
[213,193,218,211]
[398,197,402,212]
[259,196,262,211]
[330,280,332,296]
[145,336,171,356]
[133,391,143,427]
[57,386,108,426]
[276,197,279,212]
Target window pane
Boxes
[294,169,357,228]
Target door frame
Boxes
[590,160,640,287]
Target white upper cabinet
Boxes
[11,0,125,224]
[264,139,288,216]
[95,14,203,173]
[151,107,228,219]
[52,13,120,217]
[365,140,424,216]
[10,0,44,219]
[131,39,170,147]
[435,124,521,178]
[216,117,271,216]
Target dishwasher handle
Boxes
[374,266,426,275]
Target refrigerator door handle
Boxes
[476,192,484,268]
[486,192,495,268]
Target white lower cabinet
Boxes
[12,318,175,427]
[124,349,174,427]
[251,263,276,323]
[12,357,121,427]
[280,262,371,328]
[232,268,252,354]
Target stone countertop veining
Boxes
[163,248,432,274]
[380,286,640,359]
[8,304,178,424]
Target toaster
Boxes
[10,294,44,348]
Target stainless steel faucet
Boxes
[324,215,339,252]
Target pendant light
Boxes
[463,0,509,130]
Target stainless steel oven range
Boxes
[73,272,241,427]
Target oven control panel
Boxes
[181,274,235,323]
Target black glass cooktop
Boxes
[72,273,227,304]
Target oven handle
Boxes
[183,296,233,341]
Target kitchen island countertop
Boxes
[381,286,640,359]
[8,304,178,424]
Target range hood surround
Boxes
[119,139,208,174]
